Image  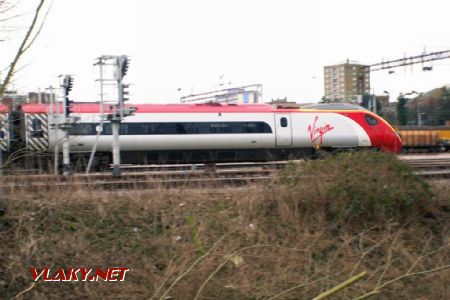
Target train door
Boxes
[274,114,293,147]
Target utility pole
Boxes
[61,75,74,176]
[110,56,127,177]
[416,98,422,126]
[398,91,419,126]
[47,85,60,175]
[372,92,377,114]
[86,57,107,174]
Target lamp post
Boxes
[416,94,423,126]
[403,91,422,126]
[378,91,390,119]
[383,90,390,102]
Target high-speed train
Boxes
[12,102,401,165]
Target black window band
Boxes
[69,122,273,136]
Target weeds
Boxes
[0,151,449,299]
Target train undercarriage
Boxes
[2,147,331,173]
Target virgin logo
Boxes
[307,116,335,145]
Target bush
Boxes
[268,151,434,228]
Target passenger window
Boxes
[103,124,112,135]
[365,114,379,126]
[280,117,288,127]
[0,131,4,139]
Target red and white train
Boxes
[4,102,401,166]
[1,102,402,165]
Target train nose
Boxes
[384,130,402,153]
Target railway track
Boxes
[0,168,278,191]
[1,155,449,191]
[398,154,450,178]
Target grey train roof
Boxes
[301,103,369,111]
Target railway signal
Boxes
[117,56,131,108]
[118,55,129,79]
[62,75,74,117]
[60,74,75,176]
[63,75,73,93]
[121,84,130,102]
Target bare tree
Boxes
[0,0,49,98]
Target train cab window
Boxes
[280,117,288,127]
[365,114,379,126]
[31,119,44,138]
[31,119,42,131]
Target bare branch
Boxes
[156,233,230,300]
[193,244,277,300]
[350,229,396,277]
[355,264,450,300]
[0,10,31,22]
[0,0,23,15]
[10,282,36,299]
[313,271,368,300]
[0,0,47,97]
[407,243,449,275]
[267,269,349,300]
[22,0,53,53]
[375,229,402,288]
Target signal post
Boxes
[61,75,74,176]
[97,55,134,177]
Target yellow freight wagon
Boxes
[437,126,450,147]
[396,126,448,151]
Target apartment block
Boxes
[324,60,370,102]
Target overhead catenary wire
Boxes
[364,50,450,72]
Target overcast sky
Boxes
[2,0,450,103]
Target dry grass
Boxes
[0,151,449,299]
